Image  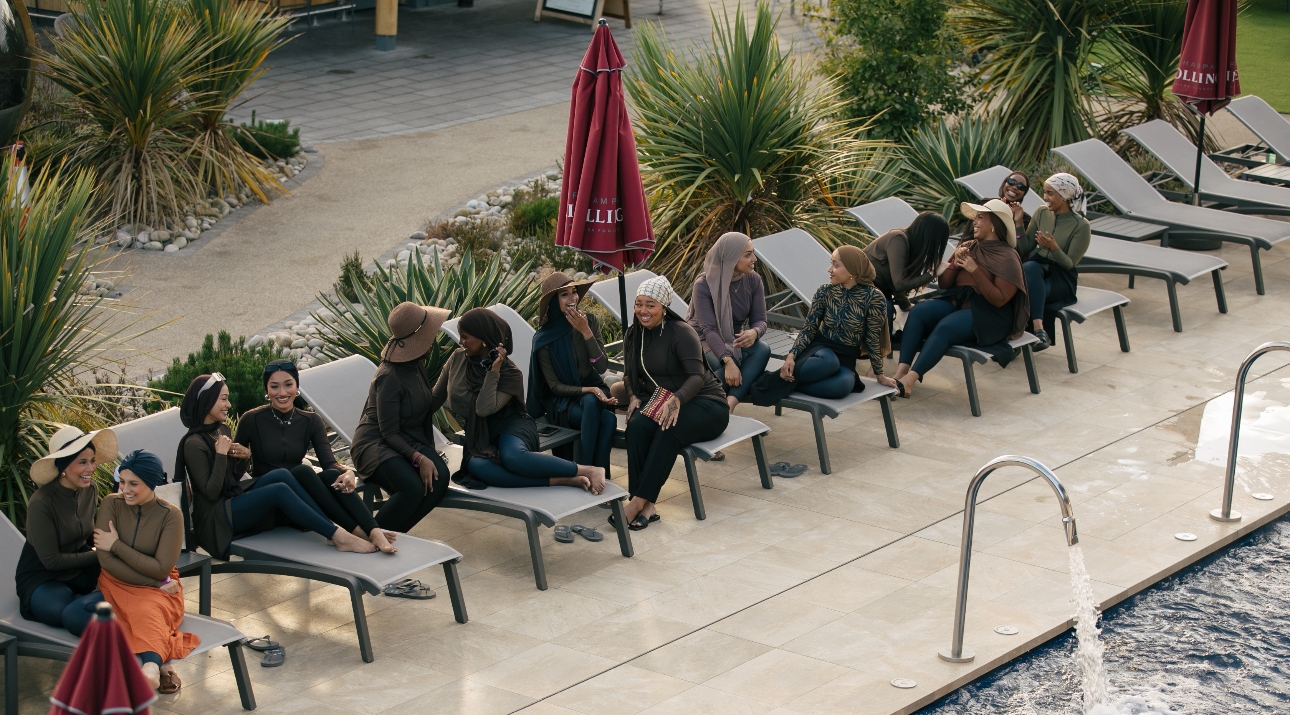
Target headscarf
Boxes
[54,443,95,477]
[960,238,1030,340]
[115,449,167,491]
[457,308,528,463]
[526,298,581,420]
[1045,173,1087,215]
[174,374,226,494]
[833,245,890,360]
[686,232,749,360]
[623,275,685,400]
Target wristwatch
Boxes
[722,356,733,365]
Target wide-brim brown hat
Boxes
[537,272,595,325]
[30,426,118,485]
[382,302,451,362]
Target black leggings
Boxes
[229,468,336,539]
[288,464,380,535]
[626,397,729,503]
[366,453,450,533]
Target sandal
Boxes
[647,514,660,523]
[159,670,181,694]
[246,636,279,652]
[383,580,436,600]
[554,525,574,543]
[607,514,650,531]
[261,646,285,668]
[895,380,909,398]
[571,525,603,542]
[710,450,726,462]
[768,462,789,473]
[773,464,808,478]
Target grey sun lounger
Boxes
[1219,96,1290,186]
[1122,119,1290,216]
[0,517,258,712]
[1053,138,1290,295]
[113,409,468,663]
[296,354,634,591]
[956,165,1226,333]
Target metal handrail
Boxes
[1211,341,1290,522]
[938,456,1078,663]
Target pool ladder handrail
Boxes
[938,455,1077,664]
[1211,340,1290,522]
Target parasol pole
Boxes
[1193,113,1207,206]
[618,270,629,332]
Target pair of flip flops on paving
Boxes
[769,462,808,478]
[383,578,436,600]
[554,524,603,543]
[247,636,286,668]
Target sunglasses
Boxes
[198,372,226,396]
[263,361,297,375]
[1003,177,1028,191]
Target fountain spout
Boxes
[938,456,1077,664]
[1211,341,1290,523]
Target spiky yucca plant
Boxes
[899,114,1027,218]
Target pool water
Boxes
[917,514,1290,714]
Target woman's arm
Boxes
[690,279,731,359]
[308,413,341,471]
[863,290,886,376]
[26,497,97,571]
[966,267,1019,307]
[374,372,420,461]
[96,499,175,585]
[1050,219,1091,269]
[886,234,933,295]
[185,437,226,502]
[789,285,828,356]
[747,276,768,338]
[584,314,610,375]
[475,370,511,416]
[537,346,585,397]
[670,325,707,403]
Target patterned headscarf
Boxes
[1045,173,1087,215]
[636,275,676,308]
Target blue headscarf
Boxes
[114,449,168,491]
[526,298,583,420]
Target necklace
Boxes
[272,408,293,427]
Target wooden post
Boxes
[375,0,397,51]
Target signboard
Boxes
[540,0,596,18]
[534,0,629,28]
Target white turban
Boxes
[1045,173,1087,215]
[636,274,676,308]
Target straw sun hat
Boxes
[960,199,1017,248]
[537,272,595,325]
[30,426,118,486]
[382,302,451,362]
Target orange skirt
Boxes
[97,568,199,662]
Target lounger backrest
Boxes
[1226,96,1290,160]
[0,516,25,613]
[295,354,377,444]
[1051,139,1168,215]
[954,166,1046,216]
[1122,120,1231,190]
[112,407,189,480]
[587,270,689,326]
[750,227,832,304]
[844,196,919,236]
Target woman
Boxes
[864,212,951,313]
[619,276,730,530]
[94,450,192,693]
[527,272,617,470]
[894,200,1029,398]
[17,427,115,636]
[967,170,1033,241]
[445,307,606,491]
[178,373,379,557]
[236,360,396,553]
[1016,173,1092,348]
[350,302,454,533]
[686,232,771,413]
[780,246,895,398]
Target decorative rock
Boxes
[173,237,187,249]
[397,250,411,261]
[117,235,132,248]
[137,231,150,243]
[153,230,171,242]
[163,244,179,253]
[146,241,163,251]
[186,217,198,229]
[247,335,263,348]
[410,231,427,240]
[307,338,323,348]
[466,200,480,210]
[290,338,307,349]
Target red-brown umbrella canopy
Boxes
[50,603,157,715]
[557,19,654,288]
[1174,0,1240,204]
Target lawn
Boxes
[1237,0,1290,111]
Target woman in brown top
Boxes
[178,373,377,557]
[619,276,729,530]
[16,427,115,635]
[236,360,395,552]
[350,303,454,533]
[864,212,950,312]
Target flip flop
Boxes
[383,580,436,600]
[158,670,181,694]
[776,464,808,478]
[246,636,279,652]
[554,525,575,543]
[571,525,603,542]
[261,646,285,668]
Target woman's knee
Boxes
[579,392,599,410]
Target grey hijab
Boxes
[687,232,750,360]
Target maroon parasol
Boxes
[50,603,157,715]
[1174,0,1240,204]
[556,18,655,328]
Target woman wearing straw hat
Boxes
[894,199,1029,398]
[351,302,455,533]
[618,276,729,530]
[1016,173,1091,349]
[527,272,617,472]
[17,426,116,634]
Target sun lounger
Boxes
[113,410,468,663]
[1218,96,1290,186]
[1052,139,1290,295]
[0,517,257,711]
[1122,119,1290,216]
[296,354,634,591]
[955,165,1226,334]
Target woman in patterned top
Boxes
[779,245,896,398]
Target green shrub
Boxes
[509,196,559,240]
[424,217,506,262]
[898,114,1027,219]
[507,236,593,274]
[148,331,276,418]
[236,115,302,160]
[335,250,371,303]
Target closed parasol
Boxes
[49,603,157,715]
[1174,0,1240,205]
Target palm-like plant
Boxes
[899,114,1027,218]
[184,0,292,203]
[953,0,1133,161]
[40,0,210,228]
[628,3,891,290]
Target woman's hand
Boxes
[626,395,641,417]
[733,329,757,349]
[227,443,251,460]
[333,469,358,493]
[1035,230,1059,251]
[159,579,180,595]
[490,345,508,372]
[653,395,682,430]
[213,434,232,456]
[585,386,617,405]
[1009,201,1025,225]
[565,305,594,339]
[876,374,897,388]
[93,521,118,552]
[959,253,978,273]
[723,359,742,387]
[416,454,437,495]
[780,354,796,381]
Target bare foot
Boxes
[369,528,398,554]
[332,528,378,553]
[893,364,910,381]
[727,395,739,412]
[579,465,607,495]
[552,475,592,490]
[141,662,161,690]
[897,374,916,399]
[381,529,398,542]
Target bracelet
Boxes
[588,354,602,363]
[411,453,421,468]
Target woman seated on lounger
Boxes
[894,200,1029,398]
[967,170,1033,243]
[17,427,115,636]
[1016,173,1092,348]
[179,373,379,557]
[444,307,606,492]
[350,302,454,533]
[864,212,951,313]
[780,246,896,398]
[618,276,730,530]
[687,232,771,414]
[94,450,192,694]
[527,272,616,471]
[236,360,396,553]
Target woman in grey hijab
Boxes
[686,232,770,413]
